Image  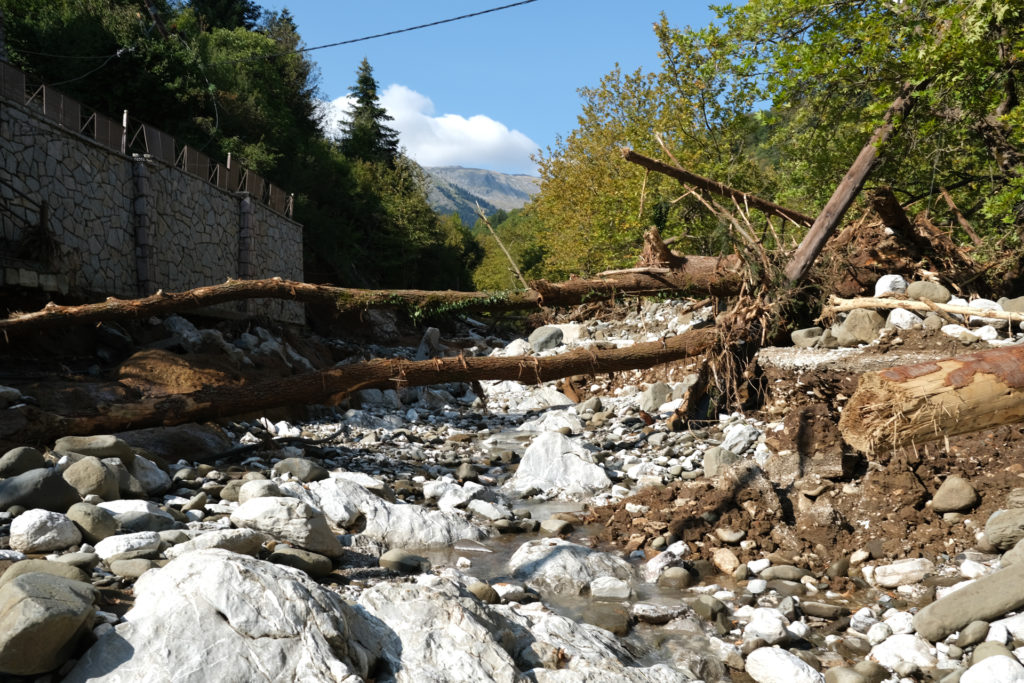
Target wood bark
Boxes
[0,328,718,446]
[0,262,744,336]
[620,148,815,228]
[839,344,1024,455]
[783,82,922,283]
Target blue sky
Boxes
[262,1,718,175]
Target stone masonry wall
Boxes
[0,95,304,324]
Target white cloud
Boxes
[323,84,539,175]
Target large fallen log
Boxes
[0,327,719,446]
[839,344,1024,455]
[0,259,744,336]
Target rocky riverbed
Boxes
[5,288,1024,682]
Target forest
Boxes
[1,0,1021,297]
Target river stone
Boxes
[129,456,171,495]
[590,576,631,601]
[379,548,431,574]
[956,620,990,647]
[0,558,89,586]
[872,557,934,588]
[528,325,563,352]
[760,565,810,581]
[467,580,500,604]
[746,646,824,683]
[9,509,82,553]
[163,528,268,560]
[109,558,157,579]
[985,509,1024,550]
[839,309,886,344]
[273,457,328,483]
[703,446,740,478]
[886,308,923,330]
[913,560,1024,641]
[504,431,611,499]
[100,458,147,499]
[722,422,761,454]
[0,467,81,512]
[268,546,334,577]
[658,566,695,589]
[875,274,909,297]
[94,531,162,562]
[581,602,631,635]
[0,573,97,676]
[907,280,952,304]
[869,632,937,670]
[62,456,119,500]
[791,327,824,348]
[933,476,979,513]
[961,655,1024,683]
[824,667,868,683]
[54,435,134,467]
[639,382,673,413]
[308,477,487,549]
[712,547,741,575]
[219,478,244,502]
[230,496,342,558]
[66,502,118,544]
[63,550,371,683]
[509,538,633,596]
[0,447,46,477]
[237,479,282,503]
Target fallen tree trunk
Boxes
[0,327,719,446]
[839,344,1024,455]
[823,295,1024,327]
[0,260,744,336]
[620,149,815,228]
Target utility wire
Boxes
[218,0,540,64]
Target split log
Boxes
[620,148,815,228]
[0,260,744,336]
[0,327,719,446]
[783,82,923,283]
[839,344,1024,455]
[823,295,1024,327]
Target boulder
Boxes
[163,528,269,560]
[129,456,171,495]
[509,538,633,596]
[0,447,46,478]
[0,468,81,512]
[65,503,119,544]
[62,456,119,500]
[528,326,563,352]
[273,457,328,483]
[0,558,90,586]
[504,432,611,499]
[9,509,82,553]
[53,435,134,467]
[230,496,342,558]
[933,476,979,513]
[907,280,951,304]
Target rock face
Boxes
[504,432,611,499]
[229,496,342,558]
[508,538,634,596]
[0,573,97,676]
[64,550,370,682]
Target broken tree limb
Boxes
[619,148,815,228]
[839,344,1024,455]
[0,327,719,445]
[940,187,983,246]
[0,262,745,336]
[822,295,1024,327]
[783,81,923,283]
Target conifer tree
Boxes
[339,57,400,165]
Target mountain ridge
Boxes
[424,166,540,226]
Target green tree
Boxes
[188,0,261,30]
[338,57,400,165]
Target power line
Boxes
[219,0,540,64]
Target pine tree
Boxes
[339,58,400,165]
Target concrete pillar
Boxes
[237,193,254,314]
[131,155,154,296]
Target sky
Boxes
[261,1,718,176]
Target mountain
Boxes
[424,166,541,226]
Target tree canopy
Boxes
[338,58,400,166]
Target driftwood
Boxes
[620,148,815,228]
[783,82,922,283]
[0,261,744,337]
[0,328,719,446]
[839,344,1024,455]
[823,295,1024,327]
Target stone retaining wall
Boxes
[0,95,304,324]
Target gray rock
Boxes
[93,531,162,562]
[64,550,372,683]
[218,478,244,502]
[760,565,810,581]
[955,620,990,647]
[0,573,97,676]
[268,546,334,577]
[414,326,445,360]
[0,447,46,478]
[791,327,824,348]
[703,446,740,477]
[237,479,282,503]
[509,538,633,596]
[657,566,694,589]
[116,424,232,464]
[0,558,90,586]
[985,508,1024,550]
[504,431,611,499]
[933,476,979,513]
[0,467,81,511]
[379,548,431,574]
[129,456,171,495]
[582,602,631,635]
[109,558,157,579]
[873,557,933,587]
[54,435,134,467]
[540,517,573,535]
[230,496,342,558]
[721,422,761,454]
[907,280,952,304]
[839,309,886,344]
[52,552,100,572]
[101,499,176,533]
[9,509,82,553]
[639,382,673,413]
[467,580,499,604]
[62,456,119,500]
[913,560,1024,641]
[0,385,22,409]
[528,325,563,352]
[163,528,268,560]
[999,295,1024,314]
[66,502,119,544]
[824,666,867,683]
[971,640,1012,663]
[272,457,328,483]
